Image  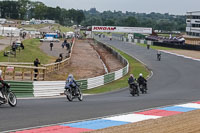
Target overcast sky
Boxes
[33,0,199,15]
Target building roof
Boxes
[186,11,200,15]
[0,27,19,31]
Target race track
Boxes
[1,38,200,132]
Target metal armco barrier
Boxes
[7,81,34,97]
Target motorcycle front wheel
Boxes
[77,89,83,101]
[8,91,17,107]
[65,90,73,102]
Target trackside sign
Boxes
[92,26,152,34]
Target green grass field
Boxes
[19,24,52,29]
[0,36,4,39]
[137,43,175,50]
[158,33,180,37]
[83,46,149,94]
[0,39,55,63]
[51,24,74,33]
[20,23,74,33]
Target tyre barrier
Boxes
[7,40,129,97]
[112,36,153,45]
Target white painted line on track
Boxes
[105,114,161,123]
[176,103,200,109]
[160,50,200,62]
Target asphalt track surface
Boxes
[1,37,200,132]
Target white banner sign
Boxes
[92,26,152,34]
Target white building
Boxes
[0,27,21,37]
[0,18,6,24]
[186,11,200,37]
[29,18,55,25]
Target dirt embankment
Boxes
[45,39,104,80]
[87,110,200,133]
[90,42,125,73]
[45,39,125,81]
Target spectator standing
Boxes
[66,41,70,51]
[34,58,40,81]
[12,42,16,52]
[61,42,65,48]
[147,43,150,50]
[50,41,53,51]
[62,40,67,48]
[20,42,24,50]
[59,53,63,61]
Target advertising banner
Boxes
[92,26,152,34]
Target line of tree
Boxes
[0,1,186,31]
[81,8,186,32]
[0,0,85,26]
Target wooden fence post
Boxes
[13,67,15,80]
[31,69,33,81]
[3,67,6,80]
[43,69,46,80]
[22,68,24,80]
[37,69,40,81]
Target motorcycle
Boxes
[139,83,147,94]
[129,82,139,96]
[157,54,161,61]
[64,84,83,102]
[0,83,17,107]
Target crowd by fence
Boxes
[0,38,75,81]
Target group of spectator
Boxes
[12,40,24,51]
[146,35,185,44]
[20,32,27,39]
[34,39,74,80]
[4,39,25,57]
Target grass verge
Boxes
[83,46,149,94]
[137,43,176,50]
[52,25,74,33]
[20,23,74,33]
[19,24,52,29]
[0,36,4,39]
[0,39,56,63]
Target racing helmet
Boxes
[68,74,74,82]
[139,73,143,77]
[68,74,73,78]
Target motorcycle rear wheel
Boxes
[8,91,17,107]
[137,89,140,96]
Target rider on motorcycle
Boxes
[0,70,7,103]
[65,74,78,94]
[157,50,161,60]
[128,74,137,89]
[137,73,147,89]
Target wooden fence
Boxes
[0,38,75,81]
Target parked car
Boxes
[40,37,60,42]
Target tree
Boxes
[18,0,31,19]
[75,10,85,25]
[104,19,115,26]
[0,1,20,19]
[124,17,138,27]
[32,2,47,19]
